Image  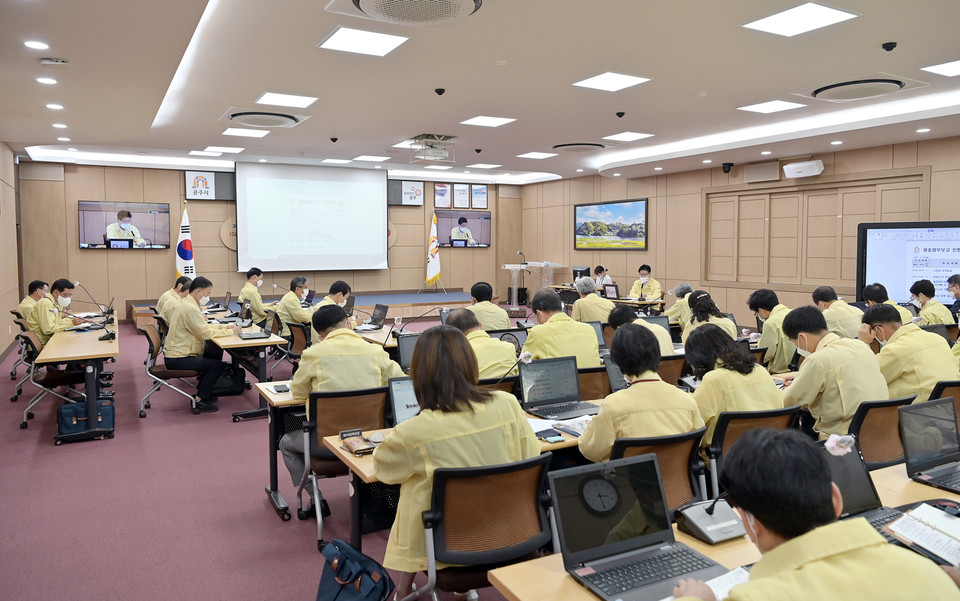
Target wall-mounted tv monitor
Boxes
[857,220,960,305]
[436,209,491,248]
[78,201,171,249]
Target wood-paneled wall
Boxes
[0,143,19,350]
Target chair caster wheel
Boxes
[245,382,252,390]
[281,511,291,521]
[192,407,201,415]
[318,539,327,552]
[27,412,34,419]
[298,509,308,520]
[10,396,17,402]
[144,400,151,409]
[20,421,28,429]
[139,410,147,418]
[55,439,62,445]
[232,416,240,423]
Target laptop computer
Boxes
[586,321,606,353]
[239,328,271,340]
[824,444,904,543]
[518,356,599,420]
[342,294,356,317]
[637,314,670,332]
[899,397,960,494]
[549,454,727,601]
[397,333,420,371]
[355,303,389,332]
[387,377,421,426]
[301,289,316,306]
[604,359,628,393]
[107,238,132,249]
[487,328,528,355]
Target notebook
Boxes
[387,377,420,426]
[397,333,420,371]
[824,444,904,543]
[899,397,960,494]
[518,356,598,420]
[355,303,389,332]
[487,328,528,355]
[549,454,727,601]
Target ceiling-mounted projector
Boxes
[409,134,456,163]
[414,146,450,161]
[783,160,824,178]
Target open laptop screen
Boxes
[223,291,232,310]
[823,445,883,518]
[518,356,581,409]
[370,303,389,326]
[397,333,420,370]
[487,328,528,355]
[342,294,355,317]
[605,360,628,393]
[638,315,670,332]
[900,397,960,474]
[388,377,420,426]
[586,321,605,348]
[549,454,671,565]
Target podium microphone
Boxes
[517,250,526,265]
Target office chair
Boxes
[9,315,30,387]
[578,366,611,401]
[400,453,554,601]
[656,354,687,387]
[610,428,708,519]
[930,381,960,428]
[705,405,801,498]
[920,324,953,346]
[298,386,389,550]
[136,325,199,417]
[17,331,86,429]
[847,394,917,470]
[477,375,519,395]
[153,314,170,342]
[270,320,308,379]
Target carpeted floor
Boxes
[0,324,510,601]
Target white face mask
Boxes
[301,290,308,301]
[640,276,649,284]
[743,511,758,542]
[796,334,811,358]
[56,295,71,308]
[910,298,922,309]
[199,295,210,306]
[119,221,131,230]
[256,279,263,288]
[338,300,347,308]
[459,226,467,233]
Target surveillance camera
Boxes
[330,137,338,143]
[722,162,734,174]
[435,88,445,96]
[475,148,482,154]
[882,42,897,52]
[616,112,625,118]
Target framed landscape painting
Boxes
[574,198,648,250]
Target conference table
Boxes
[212,325,286,421]
[257,380,300,521]
[35,324,119,444]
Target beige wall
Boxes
[0,143,18,349]
[17,166,520,313]
[520,135,960,329]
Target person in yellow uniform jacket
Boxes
[781,306,888,439]
[155,276,191,324]
[279,305,403,517]
[812,286,863,339]
[747,289,796,374]
[685,324,782,448]
[672,428,960,601]
[579,324,703,462]
[607,304,675,356]
[862,282,913,324]
[665,282,693,333]
[522,289,601,368]
[276,276,315,339]
[465,281,510,330]
[373,325,539,601]
[238,268,275,326]
[681,290,737,344]
[163,276,240,413]
[571,277,616,324]
[449,216,476,245]
[16,280,48,321]
[105,209,146,247]
[312,280,357,341]
[27,278,83,345]
[858,303,960,404]
[446,308,519,379]
[628,263,662,300]
[911,279,956,325]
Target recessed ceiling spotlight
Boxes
[576,169,584,173]
[24,41,49,50]
[223,127,269,138]
[463,171,470,174]
[654,167,663,171]
[517,152,558,159]
[259,159,267,162]
[572,72,650,92]
[52,123,67,128]
[189,150,222,157]
[256,92,318,108]
[460,116,516,128]
[743,2,857,37]
[760,151,772,155]
[602,131,654,142]
[612,173,621,177]
[702,159,712,164]
[57,137,70,142]
[738,100,806,114]
[67,148,78,152]
[921,59,960,77]
[375,165,382,169]
[318,26,408,57]
[204,146,244,153]
[830,140,843,145]
[36,77,57,85]
[45,103,64,110]
[916,128,931,133]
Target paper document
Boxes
[658,567,750,601]
[552,416,593,437]
[888,507,960,566]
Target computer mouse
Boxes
[368,432,385,444]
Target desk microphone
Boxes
[73,281,107,314]
[495,352,532,385]
[390,306,442,339]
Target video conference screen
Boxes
[78,201,171,249]
[436,209,491,248]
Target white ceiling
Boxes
[3,0,960,183]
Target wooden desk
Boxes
[257,380,303,520]
[213,326,286,421]
[357,327,398,349]
[36,326,119,444]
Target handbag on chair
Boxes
[317,539,394,601]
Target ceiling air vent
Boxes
[792,72,928,104]
[552,142,606,153]
[325,0,485,28]
[219,108,310,128]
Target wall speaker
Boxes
[783,160,824,178]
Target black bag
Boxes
[57,399,115,436]
[317,539,394,601]
[211,362,247,397]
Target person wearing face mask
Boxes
[466,281,510,330]
[746,288,796,374]
[163,276,241,413]
[26,278,83,345]
[665,282,693,332]
[811,285,863,338]
[680,290,737,344]
[947,274,960,318]
[780,306,887,440]
[313,280,357,340]
[521,289,601,368]
[593,265,613,288]
[857,303,959,403]
[628,264,661,301]
[861,282,914,324]
[910,279,956,325]
[672,428,960,601]
[276,276,316,340]
[450,217,475,246]
[156,276,192,325]
[105,210,146,248]
[238,267,275,326]
[17,280,49,321]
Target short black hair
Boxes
[470,282,494,303]
[861,283,890,304]
[531,289,562,313]
[445,308,481,333]
[28,280,48,294]
[246,268,263,279]
[607,304,639,330]
[782,306,828,340]
[312,304,348,333]
[949,274,960,287]
[910,279,936,298]
[811,286,838,304]
[610,324,660,376]
[290,276,308,291]
[862,303,902,326]
[594,265,606,275]
[458,217,468,225]
[328,280,351,296]
[747,289,779,312]
[174,276,192,291]
[117,210,132,220]
[638,264,652,274]
[190,276,213,292]
[719,428,837,539]
[51,278,74,293]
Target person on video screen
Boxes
[450,217,476,246]
[106,210,146,247]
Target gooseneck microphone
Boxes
[390,306,444,339]
[495,352,532,385]
[74,281,107,314]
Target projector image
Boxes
[414,146,450,161]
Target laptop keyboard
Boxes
[869,511,903,543]
[583,548,712,594]
[530,401,596,417]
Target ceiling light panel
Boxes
[738,100,806,113]
[517,152,558,159]
[573,72,650,92]
[602,132,654,142]
[24,41,49,50]
[743,2,856,37]
[318,26,408,57]
[36,77,57,85]
[353,155,389,162]
[466,163,502,169]
[922,59,960,77]
[205,146,244,153]
[460,116,516,128]
[223,127,269,138]
[425,165,452,170]
[322,158,352,164]
[256,92,318,108]
[190,150,222,156]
